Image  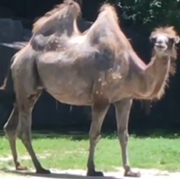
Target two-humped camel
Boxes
[0,0,179,177]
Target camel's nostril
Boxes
[156,40,163,45]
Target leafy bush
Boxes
[115,0,180,32]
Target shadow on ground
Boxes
[1,169,123,179]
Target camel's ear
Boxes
[175,36,180,44]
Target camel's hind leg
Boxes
[16,91,50,174]
[3,105,27,170]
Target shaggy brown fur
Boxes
[0,0,179,178]
[143,26,179,113]
[32,0,81,35]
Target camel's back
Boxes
[36,41,116,83]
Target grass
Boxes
[0,131,180,172]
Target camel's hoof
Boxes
[124,170,141,177]
[16,162,28,171]
[16,165,28,171]
[36,168,51,174]
[87,170,104,176]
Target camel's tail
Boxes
[0,55,16,108]
[0,41,27,50]
[0,41,27,107]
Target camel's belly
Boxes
[38,68,93,105]
[45,85,93,106]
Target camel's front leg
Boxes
[86,102,109,176]
[114,99,140,177]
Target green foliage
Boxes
[116,0,180,31]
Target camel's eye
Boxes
[169,37,175,44]
[150,37,156,43]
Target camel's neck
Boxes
[133,53,171,99]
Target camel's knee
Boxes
[3,121,17,134]
[89,125,101,144]
[3,125,16,140]
[90,133,101,144]
[3,107,19,132]
[117,128,129,142]
[17,126,31,141]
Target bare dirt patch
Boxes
[0,153,51,162]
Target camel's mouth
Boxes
[154,44,167,50]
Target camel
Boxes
[0,0,179,177]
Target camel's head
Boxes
[150,26,180,55]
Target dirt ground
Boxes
[0,168,179,179]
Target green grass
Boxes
[0,131,180,172]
